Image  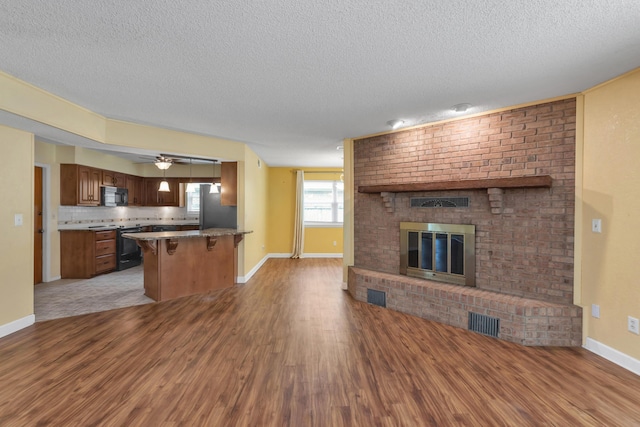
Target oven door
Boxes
[116,227,143,270]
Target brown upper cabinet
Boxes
[143,178,181,207]
[61,163,218,207]
[102,170,126,187]
[221,162,237,206]
[125,175,144,206]
[60,164,102,206]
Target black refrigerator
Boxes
[199,184,237,229]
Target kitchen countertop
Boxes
[122,228,252,241]
[58,220,200,231]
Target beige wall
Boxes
[581,68,640,359]
[0,125,34,325]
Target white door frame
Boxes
[35,162,53,282]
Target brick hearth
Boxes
[349,98,582,346]
[349,267,581,346]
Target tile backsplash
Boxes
[58,206,197,225]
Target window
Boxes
[186,183,206,214]
[303,180,344,227]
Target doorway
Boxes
[34,166,43,284]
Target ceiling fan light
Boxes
[158,180,170,192]
[155,160,172,170]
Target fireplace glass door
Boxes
[400,222,475,286]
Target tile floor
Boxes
[35,266,154,322]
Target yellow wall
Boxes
[106,120,245,162]
[267,168,295,253]
[581,68,640,359]
[0,71,106,142]
[267,167,344,255]
[0,125,34,325]
[304,228,344,253]
[240,148,269,275]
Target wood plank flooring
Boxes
[1,258,639,426]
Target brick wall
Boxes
[353,98,576,304]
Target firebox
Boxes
[399,222,476,286]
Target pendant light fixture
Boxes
[186,158,196,193]
[158,166,170,192]
[210,159,219,193]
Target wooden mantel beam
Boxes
[358,175,552,194]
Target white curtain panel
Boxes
[291,170,305,259]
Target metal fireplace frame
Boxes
[399,222,476,286]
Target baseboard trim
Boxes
[584,337,640,376]
[301,253,343,258]
[0,314,35,339]
[45,275,61,282]
[269,253,293,259]
[237,254,269,284]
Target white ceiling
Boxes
[1,1,640,167]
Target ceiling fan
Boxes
[136,154,218,169]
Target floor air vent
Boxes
[468,312,500,338]
[410,197,470,208]
[367,289,386,307]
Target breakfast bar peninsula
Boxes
[123,228,252,302]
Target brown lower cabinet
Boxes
[60,230,117,278]
[178,225,200,231]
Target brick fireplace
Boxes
[347,98,582,346]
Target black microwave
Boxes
[101,186,128,207]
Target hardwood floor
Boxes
[1,258,639,426]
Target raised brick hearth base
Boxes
[348,267,582,346]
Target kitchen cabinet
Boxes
[221,162,237,206]
[60,229,116,278]
[102,170,126,187]
[178,224,200,231]
[143,178,180,206]
[60,164,101,206]
[125,174,144,206]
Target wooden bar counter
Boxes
[122,228,251,302]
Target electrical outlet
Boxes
[628,316,639,335]
[333,241,337,246]
[592,219,602,233]
[591,304,600,318]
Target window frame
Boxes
[303,180,344,228]
[185,183,207,216]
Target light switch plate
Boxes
[592,219,602,233]
[591,304,600,318]
[14,213,23,226]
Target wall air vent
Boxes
[367,289,386,307]
[468,312,500,338]
[410,197,470,208]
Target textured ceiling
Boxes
[1,1,640,166]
